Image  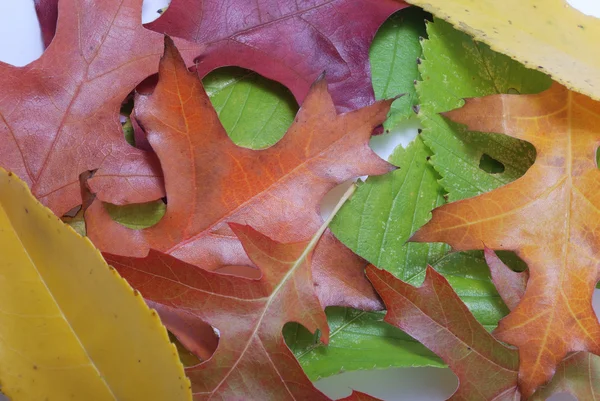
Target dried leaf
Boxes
[413,83,600,396]
[485,249,600,401]
[104,186,359,400]
[1,0,203,216]
[86,37,393,311]
[366,265,520,400]
[0,168,190,401]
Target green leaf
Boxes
[104,200,166,230]
[369,7,428,130]
[285,307,444,381]
[203,67,298,149]
[331,136,447,279]
[297,17,546,381]
[417,18,551,201]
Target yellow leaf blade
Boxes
[406,0,600,100]
[0,169,191,401]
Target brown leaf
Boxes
[366,265,520,400]
[412,83,600,396]
[105,223,339,400]
[87,37,392,311]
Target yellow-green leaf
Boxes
[0,169,191,401]
[405,0,600,100]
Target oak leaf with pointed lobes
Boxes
[485,249,600,401]
[412,83,600,397]
[104,223,363,400]
[86,37,394,311]
[0,0,205,216]
[366,265,520,400]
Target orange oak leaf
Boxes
[412,83,600,397]
[36,0,408,112]
[86,38,392,311]
[0,0,204,216]
[104,221,368,400]
[485,248,600,401]
[366,265,520,400]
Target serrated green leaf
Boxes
[417,18,551,201]
[370,7,428,129]
[203,67,298,150]
[332,136,446,278]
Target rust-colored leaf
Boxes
[0,0,203,216]
[105,221,350,400]
[486,248,600,401]
[412,83,600,397]
[86,38,392,311]
[366,265,520,400]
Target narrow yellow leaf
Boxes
[0,169,191,401]
[406,0,600,100]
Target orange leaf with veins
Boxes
[412,83,600,397]
[86,38,393,311]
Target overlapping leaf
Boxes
[103,188,373,400]
[485,249,600,401]
[0,168,190,401]
[86,38,392,311]
[367,265,520,400]
[0,0,204,216]
[413,82,600,397]
[405,0,600,101]
[417,18,550,202]
[36,0,408,113]
[144,0,408,112]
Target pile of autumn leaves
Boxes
[3,0,600,400]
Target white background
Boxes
[0,1,599,400]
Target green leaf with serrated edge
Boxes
[417,18,551,202]
[286,251,508,380]
[370,7,428,129]
[104,200,166,230]
[332,136,447,279]
[203,67,298,149]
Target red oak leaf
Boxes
[86,38,391,310]
[104,223,370,400]
[367,265,521,401]
[36,0,408,112]
[1,0,204,216]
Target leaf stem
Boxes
[304,183,356,257]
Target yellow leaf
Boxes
[406,0,600,100]
[0,169,191,401]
